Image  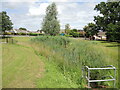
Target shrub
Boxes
[4,32,12,35]
[29,33,44,36]
[20,33,27,35]
[65,34,73,37]
[68,30,81,37]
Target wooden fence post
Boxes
[6,38,8,43]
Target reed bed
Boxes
[31,36,117,88]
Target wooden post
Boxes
[6,38,8,43]
[12,39,13,44]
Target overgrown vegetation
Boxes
[31,36,118,88]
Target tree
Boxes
[94,1,120,41]
[19,27,27,31]
[69,29,80,37]
[0,13,2,34]
[0,11,13,34]
[72,29,77,32]
[41,2,60,36]
[107,0,120,2]
[83,23,98,40]
[65,24,70,34]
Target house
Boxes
[5,29,30,35]
[36,30,44,34]
[77,30,85,35]
[93,31,106,40]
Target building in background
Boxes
[93,31,106,40]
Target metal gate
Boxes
[82,65,116,88]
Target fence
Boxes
[82,65,116,88]
[0,37,17,44]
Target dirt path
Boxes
[2,37,44,88]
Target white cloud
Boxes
[2,1,102,30]
[1,1,35,10]
[48,0,68,2]
[27,3,49,16]
[9,13,42,30]
[43,0,107,2]
[1,0,107,2]
[2,0,38,2]
[56,2,99,29]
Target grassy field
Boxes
[2,37,78,88]
[2,36,119,88]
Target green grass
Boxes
[89,40,118,68]
[2,37,79,88]
[35,55,79,88]
[0,41,2,89]
[2,36,119,88]
[31,36,119,88]
[2,37,44,88]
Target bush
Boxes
[68,30,84,37]
[69,32,80,37]
[29,33,44,36]
[65,34,73,37]
[20,33,27,35]
[4,32,12,35]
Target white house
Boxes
[93,31,106,40]
[6,29,30,34]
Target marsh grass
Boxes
[31,36,118,88]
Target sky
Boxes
[0,0,107,31]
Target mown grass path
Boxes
[2,37,44,88]
[2,37,80,88]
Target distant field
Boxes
[2,36,119,88]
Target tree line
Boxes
[0,1,120,41]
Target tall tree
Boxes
[65,24,70,34]
[83,23,98,40]
[94,1,120,41]
[41,2,60,36]
[0,11,13,34]
[0,12,2,34]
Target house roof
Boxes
[11,29,30,33]
[98,31,106,36]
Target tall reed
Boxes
[31,36,114,87]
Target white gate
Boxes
[82,65,116,88]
